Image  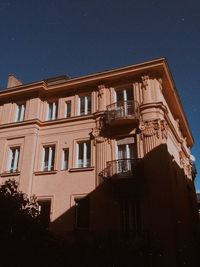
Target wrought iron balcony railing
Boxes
[100,159,140,180]
[106,100,139,125]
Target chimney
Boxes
[7,74,22,88]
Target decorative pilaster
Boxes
[90,127,111,185]
[97,84,107,111]
[141,75,153,104]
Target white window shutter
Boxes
[85,96,88,115]
[15,105,19,122]
[41,147,45,171]
[77,143,79,167]
[126,144,130,159]
[46,104,50,121]
[61,150,64,170]
[83,142,87,167]
[77,97,80,116]
[48,147,53,171]
[13,148,19,171]
[52,102,56,120]
[7,149,12,171]
[20,105,25,121]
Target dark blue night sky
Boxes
[0,0,199,189]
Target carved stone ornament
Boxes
[139,120,160,138]
[160,119,168,139]
[141,75,150,89]
[139,119,168,140]
[90,127,105,145]
[91,127,100,139]
[98,84,105,98]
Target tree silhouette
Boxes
[0,179,40,239]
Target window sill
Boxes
[1,171,20,177]
[34,170,57,175]
[69,167,94,172]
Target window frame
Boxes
[61,148,69,170]
[114,87,134,102]
[37,196,53,230]
[78,94,92,116]
[41,145,56,172]
[65,100,71,118]
[73,195,90,230]
[46,101,58,121]
[15,103,26,122]
[76,141,91,168]
[6,146,20,173]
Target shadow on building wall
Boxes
[49,144,199,267]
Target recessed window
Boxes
[61,148,69,170]
[120,199,141,234]
[41,146,55,171]
[77,141,91,168]
[65,101,71,118]
[15,104,25,122]
[47,102,58,121]
[75,196,90,229]
[7,147,20,172]
[38,199,51,230]
[78,94,91,116]
[115,88,133,102]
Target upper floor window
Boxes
[65,101,71,118]
[77,141,91,168]
[78,94,91,116]
[15,104,25,122]
[47,102,57,121]
[116,138,137,173]
[115,88,133,102]
[117,144,135,160]
[41,145,55,171]
[61,148,69,170]
[7,147,20,172]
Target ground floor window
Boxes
[120,199,141,235]
[74,196,90,229]
[38,199,51,230]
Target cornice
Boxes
[0,115,95,130]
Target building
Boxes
[0,58,198,265]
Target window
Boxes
[78,94,91,115]
[38,199,51,230]
[47,102,57,120]
[116,137,137,173]
[115,88,133,102]
[15,104,25,122]
[61,148,69,170]
[120,199,141,234]
[117,144,135,160]
[65,101,71,118]
[7,147,20,172]
[77,141,91,168]
[41,146,55,171]
[75,196,90,229]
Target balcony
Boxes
[106,100,139,126]
[100,159,141,180]
[100,159,143,197]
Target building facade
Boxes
[0,58,198,265]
